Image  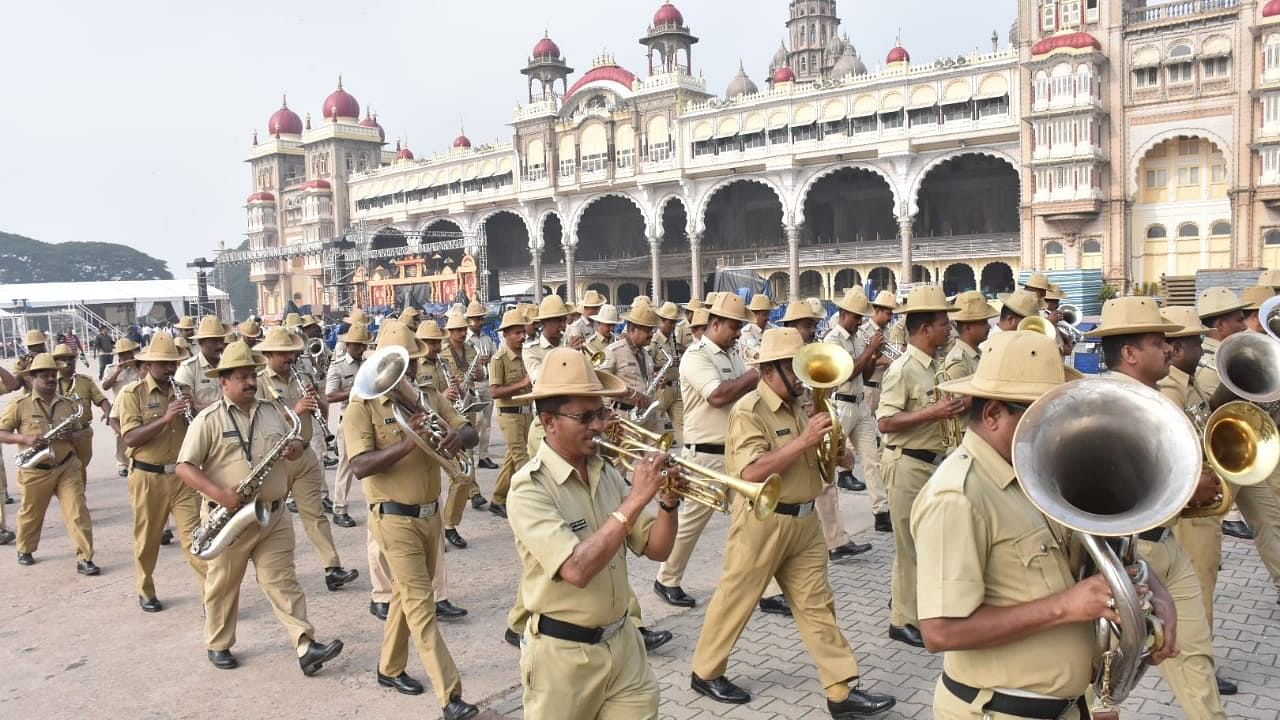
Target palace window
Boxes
[1210,221,1232,236]
[1177,166,1200,186]
[1085,0,1099,22]
[791,122,818,142]
[768,127,790,144]
[1211,163,1226,183]
[1083,239,1102,254]
[977,95,1009,118]
[692,140,716,158]
[558,157,576,178]
[1266,37,1280,73]
[880,110,904,130]
[1266,230,1280,245]
[1147,225,1167,239]
[1265,94,1280,126]
[1042,1,1057,32]
[580,151,608,174]
[852,116,877,134]
[616,147,634,169]
[1046,241,1064,256]
[1179,223,1200,238]
[1264,148,1280,178]
[942,102,971,123]
[742,132,767,150]
[1179,138,1199,155]
[1061,1,1080,28]
[1202,57,1230,80]
[1134,67,1159,88]
[1167,62,1194,84]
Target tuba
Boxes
[1260,295,1280,341]
[1012,379,1200,710]
[792,343,855,485]
[1017,314,1057,339]
[1207,330,1280,414]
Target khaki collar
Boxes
[538,335,557,350]
[144,372,166,394]
[960,430,1017,490]
[906,343,934,368]
[1166,365,1191,389]
[1108,369,1156,391]
[537,439,606,493]
[1203,337,1221,352]
[757,379,790,413]
[828,324,851,341]
[220,395,262,418]
[956,339,979,358]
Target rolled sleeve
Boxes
[508,479,581,581]
[342,399,377,458]
[117,388,145,436]
[874,363,909,420]
[681,349,722,399]
[488,354,507,386]
[726,406,771,478]
[323,362,342,395]
[912,489,988,620]
[0,401,19,432]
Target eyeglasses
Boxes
[552,408,612,425]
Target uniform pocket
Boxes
[1014,527,1069,595]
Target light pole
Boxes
[187,257,217,320]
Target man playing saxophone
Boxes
[464,301,499,470]
[438,313,488,540]
[176,341,344,674]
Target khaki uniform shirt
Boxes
[417,356,448,394]
[600,338,652,396]
[876,343,945,453]
[117,373,185,465]
[1158,365,1201,411]
[583,332,610,361]
[467,330,497,388]
[0,393,79,466]
[911,430,1094,698]
[174,353,222,408]
[439,341,477,394]
[860,320,888,387]
[104,362,141,399]
[822,324,864,397]
[651,329,678,376]
[675,321,694,350]
[177,398,295,503]
[257,366,314,443]
[1195,337,1223,398]
[524,335,559,384]
[680,336,747,445]
[727,382,822,504]
[489,345,530,409]
[507,441,657,627]
[324,354,361,412]
[942,339,981,381]
[566,316,594,344]
[739,322,767,364]
[59,373,106,429]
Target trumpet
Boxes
[792,343,855,485]
[594,416,781,520]
[584,348,605,367]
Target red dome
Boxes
[532,35,561,59]
[653,3,684,26]
[396,146,415,160]
[565,64,639,98]
[771,66,796,83]
[887,45,910,64]
[359,111,385,141]
[1031,31,1102,56]
[1265,0,1280,16]
[246,191,275,204]
[322,78,360,120]
[299,179,332,191]
[268,97,303,136]
[452,135,472,149]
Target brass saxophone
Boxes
[15,394,84,469]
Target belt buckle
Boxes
[598,616,627,643]
[795,501,816,518]
[418,502,438,519]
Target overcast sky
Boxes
[0,0,1013,279]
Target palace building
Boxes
[235,0,1279,315]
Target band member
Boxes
[600,306,662,431]
[679,298,702,349]
[52,344,111,481]
[652,301,685,444]
[943,291,998,380]
[740,294,776,364]
[689,328,895,716]
[488,309,532,515]
[118,332,206,612]
[1242,285,1273,334]
[173,335,193,360]
[689,309,709,343]
[103,336,142,478]
[913,331,1176,719]
[876,285,964,647]
[567,289,607,344]
[1022,271,1051,304]
[508,347,680,719]
[173,315,196,341]
[465,301,499,470]
[988,289,1039,340]
[399,307,422,332]
[518,295,573,473]
[173,316,228,413]
[237,319,263,348]
[585,304,620,359]
[861,291,897,414]
[1261,268,1280,292]
[0,365,17,543]
[343,321,479,719]
[255,327,357,591]
[324,322,372,528]
[520,303,540,346]
[780,301,821,343]
[439,312,487,537]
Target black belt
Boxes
[864,380,880,388]
[536,614,627,644]
[773,500,817,517]
[498,406,530,414]
[33,454,73,471]
[943,673,1083,719]
[1138,527,1169,543]
[889,446,943,465]
[688,443,725,455]
[374,500,440,519]
[131,459,176,474]
[834,393,861,403]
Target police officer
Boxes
[173,315,196,341]
[567,289,606,345]
[488,309,532,514]
[0,364,17,544]
[739,294,776,364]
[237,319,263,348]
[439,311,487,535]
[103,336,142,478]
[173,316,227,414]
[690,328,896,718]
[507,347,680,719]
[464,301,499,470]
[859,291,897,415]
[876,285,965,647]
[652,301,685,444]
[324,323,372,528]
[599,306,661,431]
[584,304,620,360]
[52,343,111,482]
[943,291,997,380]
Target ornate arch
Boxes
[568,191,654,245]
[533,209,564,252]
[692,176,790,234]
[907,148,1021,219]
[473,208,533,241]
[794,163,903,226]
[416,216,466,235]
[1128,127,1233,200]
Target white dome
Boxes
[725,62,759,99]
[830,45,867,79]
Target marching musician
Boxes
[779,301,820,343]
[52,343,111,484]
[176,341,344,673]
[0,363,17,536]
[1086,296,1228,714]
[875,285,964,648]
[567,289,606,345]
[584,304,620,360]
[0,354,96,573]
[739,294,775,364]
[343,321,479,718]
[678,298,702,349]
[102,336,142,478]
[516,295,574,484]
[237,319,263,349]
[599,306,661,432]
[1044,284,1075,358]
[520,303,540,348]
[173,316,228,414]
[1242,284,1274,334]
[507,347,680,718]
[465,301,499,471]
[913,331,1176,719]
[439,312,488,540]
[690,328,896,717]
[943,291,997,380]
[987,289,1039,341]
[861,291,897,414]
[17,329,49,378]
[324,322,372,528]
[256,327,358,592]
[651,301,685,444]
[118,332,206,612]
[688,308,709,343]
[173,315,196,341]
[398,307,422,331]
[1022,271,1051,306]
[488,309,533,516]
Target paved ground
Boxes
[2,370,1278,719]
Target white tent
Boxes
[0,279,227,315]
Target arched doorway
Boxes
[541,214,565,265]
[703,181,784,253]
[868,267,896,294]
[577,197,647,261]
[483,211,531,300]
[980,262,1015,296]
[765,271,789,298]
[833,268,861,294]
[943,263,976,295]
[798,270,824,299]
[618,283,641,306]
[911,265,932,283]
[370,227,408,252]
[1131,136,1230,282]
[801,168,897,245]
[914,155,1019,238]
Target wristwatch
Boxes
[658,499,681,513]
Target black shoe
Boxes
[323,457,338,469]
[653,580,696,607]
[888,624,924,648]
[488,503,507,518]
[640,626,673,652]
[325,567,359,591]
[207,649,238,669]
[369,601,389,621]
[828,687,897,718]
[160,528,173,546]
[17,552,34,566]
[838,472,866,492]
[504,628,521,647]
[117,468,127,478]
[478,457,499,470]
[470,494,489,510]
[0,529,14,546]
[690,673,751,704]
[139,596,163,613]
[286,499,298,513]
[77,560,101,576]
[1217,673,1238,696]
[299,639,343,676]
[4,493,13,504]
[829,541,873,562]
[332,512,356,528]
[873,512,893,533]
[321,497,334,514]
[377,671,424,695]
[1222,520,1253,540]
[435,600,468,620]
[758,594,791,616]
[444,528,468,549]
[442,696,479,720]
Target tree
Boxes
[0,230,172,282]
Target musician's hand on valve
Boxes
[438,427,462,454]
[932,396,967,420]
[1061,574,1119,625]
[630,451,670,504]
[444,386,461,401]
[800,412,833,450]
[282,439,306,461]
[568,335,585,350]
[1131,567,1180,663]
[19,433,44,448]
[867,331,885,353]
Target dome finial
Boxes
[281,93,288,108]
[337,74,344,90]
[252,129,259,145]
[305,112,312,130]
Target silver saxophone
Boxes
[629,347,673,425]
[15,394,84,469]
[191,390,302,560]
[170,377,195,423]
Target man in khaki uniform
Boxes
[567,289,606,344]
[1087,297,1230,711]
[53,344,111,482]
[237,319,263,348]
[876,285,965,647]
[942,291,996,381]
[0,354,96,573]
[438,312,487,535]
[324,323,372,528]
[464,301,499,469]
[0,365,18,543]
[255,327,358,591]
[508,347,680,719]
[860,291,897,413]
[344,321,479,719]
[690,329,896,717]
[102,336,142,478]
[599,306,661,431]
[119,332,207,612]
[584,304,620,360]
[1022,271,1051,304]
[176,341,344,674]
[518,295,573,471]
[739,294,775,364]
[652,301,685,444]
[173,315,196,341]
[914,331,1175,719]
[488,309,532,513]
[173,315,228,414]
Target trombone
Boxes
[594,416,781,520]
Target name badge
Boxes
[383,417,396,425]
[146,402,161,409]
[199,379,211,384]
[719,368,733,374]
[569,519,588,532]
[775,428,792,437]
[221,430,239,438]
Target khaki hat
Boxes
[781,301,820,323]
[519,303,540,323]
[283,312,303,328]
[747,294,776,312]
[465,300,489,319]
[624,306,659,327]
[834,288,873,316]
[51,343,77,360]
[399,307,421,326]
[750,327,805,365]
[515,347,628,401]
[998,289,1041,319]
[1241,285,1272,311]
[444,312,469,331]
[1260,269,1280,289]
[952,290,999,322]
[193,315,227,340]
[1084,296,1182,338]
[237,319,263,339]
[1161,307,1207,339]
[631,296,653,309]
[416,320,445,340]
[593,304,621,326]
[16,353,59,377]
[690,309,710,327]
[536,294,572,321]
[682,298,705,312]
[870,290,898,310]
[378,320,427,359]
[343,308,370,324]
[1045,283,1067,302]
[175,315,197,330]
[1024,272,1051,292]
[498,309,526,331]
[704,292,721,307]
[113,337,140,355]
[135,332,183,362]
[173,336,192,358]
[339,322,374,345]
[939,331,1079,404]
[257,326,305,353]
[23,329,47,348]
[900,285,959,315]
[655,301,682,321]
[205,341,265,378]
[1197,286,1249,320]
[578,289,607,308]
[706,293,752,323]
[299,314,320,328]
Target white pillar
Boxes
[565,243,578,304]
[649,235,662,302]
[898,216,914,289]
[690,231,703,300]
[786,225,801,301]
[531,245,544,300]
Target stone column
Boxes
[531,245,544,300]
[565,243,577,304]
[898,216,914,290]
[786,225,801,301]
[649,235,662,302]
[689,231,703,300]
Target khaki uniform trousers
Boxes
[655,449,726,588]
[884,450,935,627]
[692,501,861,693]
[1232,473,1280,592]
[658,384,683,446]
[370,510,463,707]
[308,426,331,501]
[492,410,531,507]
[443,412,482,529]
[114,432,127,470]
[520,621,658,720]
[1173,514,1222,625]
[72,433,93,484]
[332,418,357,512]
[839,398,887,515]
[16,458,92,561]
[129,468,205,598]
[286,449,341,569]
[1,461,8,529]
[475,385,493,457]
[203,507,314,651]
[1135,534,1226,719]
[932,677,1086,720]
[367,524,449,604]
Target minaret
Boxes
[639,3,699,76]
[786,0,841,82]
